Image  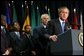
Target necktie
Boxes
[62,22,65,33]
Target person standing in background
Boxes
[33,14,51,55]
[1,15,12,55]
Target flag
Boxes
[48,8,51,21]
[13,6,17,22]
[22,3,26,24]
[21,4,24,24]
[6,4,11,25]
[37,6,41,26]
[73,9,78,29]
[80,12,83,29]
[5,2,12,29]
[21,3,26,29]
[22,6,30,31]
[31,1,36,29]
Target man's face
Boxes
[14,22,20,31]
[1,19,7,28]
[59,8,69,21]
[25,26,31,32]
[42,15,49,25]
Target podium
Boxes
[50,29,83,55]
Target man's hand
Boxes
[31,51,36,55]
[2,50,10,55]
[49,35,57,42]
[2,48,12,55]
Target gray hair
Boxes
[58,6,69,14]
[41,14,50,21]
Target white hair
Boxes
[41,14,50,21]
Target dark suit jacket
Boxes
[33,25,50,55]
[10,32,21,53]
[22,32,35,50]
[1,29,11,54]
[10,31,33,55]
[47,19,70,35]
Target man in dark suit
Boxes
[1,15,12,55]
[33,14,51,55]
[9,21,22,55]
[47,6,70,41]
[46,6,72,55]
[1,29,11,55]
[22,25,36,55]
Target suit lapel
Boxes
[64,22,69,31]
[55,19,62,34]
[13,32,21,41]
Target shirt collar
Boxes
[59,18,65,25]
[15,31,20,35]
[1,26,4,29]
[42,24,47,28]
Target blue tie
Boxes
[62,22,65,33]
